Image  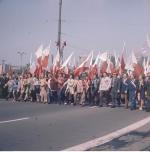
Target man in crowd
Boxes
[120,73,129,109]
[99,72,111,107]
[128,73,138,110]
[110,72,121,108]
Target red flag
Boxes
[119,54,125,74]
[34,65,43,77]
[134,63,144,78]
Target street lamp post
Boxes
[2,59,5,74]
[17,51,25,73]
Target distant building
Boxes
[0,64,20,75]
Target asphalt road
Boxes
[0,100,149,151]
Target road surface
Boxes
[0,100,149,150]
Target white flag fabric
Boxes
[131,51,138,64]
[99,52,108,61]
[61,52,74,69]
[35,45,43,59]
[30,61,36,74]
[90,51,94,66]
[35,45,43,65]
[78,51,93,68]
[29,53,33,67]
[74,51,93,77]
[93,52,100,67]
[146,34,150,48]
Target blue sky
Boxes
[0,0,150,66]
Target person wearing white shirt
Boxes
[99,72,111,107]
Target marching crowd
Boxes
[0,71,150,112]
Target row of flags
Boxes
[29,35,150,78]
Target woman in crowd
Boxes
[39,73,47,104]
[64,74,76,105]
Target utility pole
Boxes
[57,0,62,63]
[17,51,25,73]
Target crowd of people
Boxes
[0,71,150,112]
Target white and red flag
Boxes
[41,44,51,69]
[53,49,60,74]
[60,52,74,75]
[99,52,109,73]
[119,42,126,74]
[35,45,43,66]
[74,51,93,77]
[99,52,108,62]
[88,52,100,79]
[131,51,143,77]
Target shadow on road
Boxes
[88,130,150,151]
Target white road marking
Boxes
[63,116,150,151]
[0,117,29,124]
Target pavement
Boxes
[0,100,149,151]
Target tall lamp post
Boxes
[2,59,5,74]
[17,51,25,73]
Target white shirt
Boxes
[99,76,111,91]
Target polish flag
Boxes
[34,65,43,77]
[35,45,43,66]
[30,62,36,74]
[134,63,144,78]
[131,51,144,77]
[114,51,119,68]
[99,52,109,74]
[118,42,126,74]
[53,49,60,74]
[99,52,108,62]
[60,52,73,75]
[88,53,100,79]
[42,44,50,69]
[74,51,93,77]
[125,51,137,75]
[118,54,125,74]
[60,52,74,69]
